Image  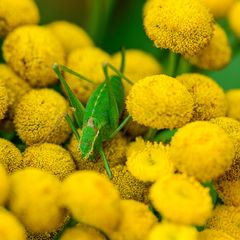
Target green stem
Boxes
[176,57,192,75]
[99,148,112,179]
[144,128,158,141]
[166,51,178,77]
[110,115,132,139]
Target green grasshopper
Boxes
[53,51,132,178]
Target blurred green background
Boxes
[35,0,240,90]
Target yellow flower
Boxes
[126,137,174,182]
[9,168,66,233]
[228,1,240,38]
[201,0,236,18]
[147,222,198,240]
[214,178,240,206]
[176,73,227,121]
[112,49,162,94]
[14,89,72,145]
[206,205,240,239]
[0,64,31,117]
[0,138,22,173]
[199,229,235,240]
[170,121,234,181]
[150,174,213,225]
[109,164,150,202]
[68,130,127,171]
[3,25,65,87]
[65,47,112,103]
[0,208,26,240]
[60,171,121,235]
[46,21,94,54]
[61,224,105,240]
[0,78,8,120]
[0,164,9,206]
[110,200,157,240]
[211,117,240,181]
[143,0,214,57]
[186,24,232,70]
[22,143,76,180]
[126,75,194,129]
[0,0,39,37]
[226,89,240,121]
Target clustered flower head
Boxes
[198,229,235,240]
[126,74,194,129]
[14,89,72,145]
[143,0,214,56]
[0,164,9,206]
[3,25,65,87]
[228,1,240,39]
[226,89,240,121]
[0,0,40,37]
[46,20,94,54]
[186,24,232,70]
[0,78,8,120]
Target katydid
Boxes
[53,52,133,178]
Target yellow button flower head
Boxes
[3,25,65,87]
[201,0,236,18]
[112,49,162,94]
[65,47,112,104]
[150,174,213,225]
[0,208,26,240]
[110,200,157,240]
[226,89,240,121]
[143,0,214,57]
[61,225,105,240]
[46,21,94,54]
[109,164,150,202]
[207,205,240,239]
[211,117,240,180]
[187,24,232,70]
[60,171,121,235]
[22,143,76,180]
[0,78,8,120]
[68,130,127,171]
[147,222,198,240]
[176,73,227,121]
[0,164,9,206]
[127,137,174,182]
[199,229,234,240]
[228,1,240,38]
[0,64,31,117]
[170,121,234,181]
[9,168,66,233]
[0,138,22,173]
[214,178,240,207]
[126,75,194,129]
[0,0,39,37]
[14,89,71,145]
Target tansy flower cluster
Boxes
[0,0,240,239]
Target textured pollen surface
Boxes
[14,89,71,145]
[170,121,234,181]
[143,0,214,57]
[0,208,26,240]
[147,222,198,240]
[228,1,240,39]
[187,24,232,70]
[176,73,227,121]
[126,75,194,129]
[0,138,23,173]
[110,200,157,240]
[112,49,162,94]
[226,89,240,121]
[150,174,213,225]
[0,78,8,120]
[127,137,174,182]
[207,205,240,239]
[60,171,121,235]
[0,0,39,37]
[0,164,9,206]
[3,25,65,87]
[198,229,235,240]
[65,47,112,103]
[9,168,66,233]
[23,143,76,180]
[46,20,94,54]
